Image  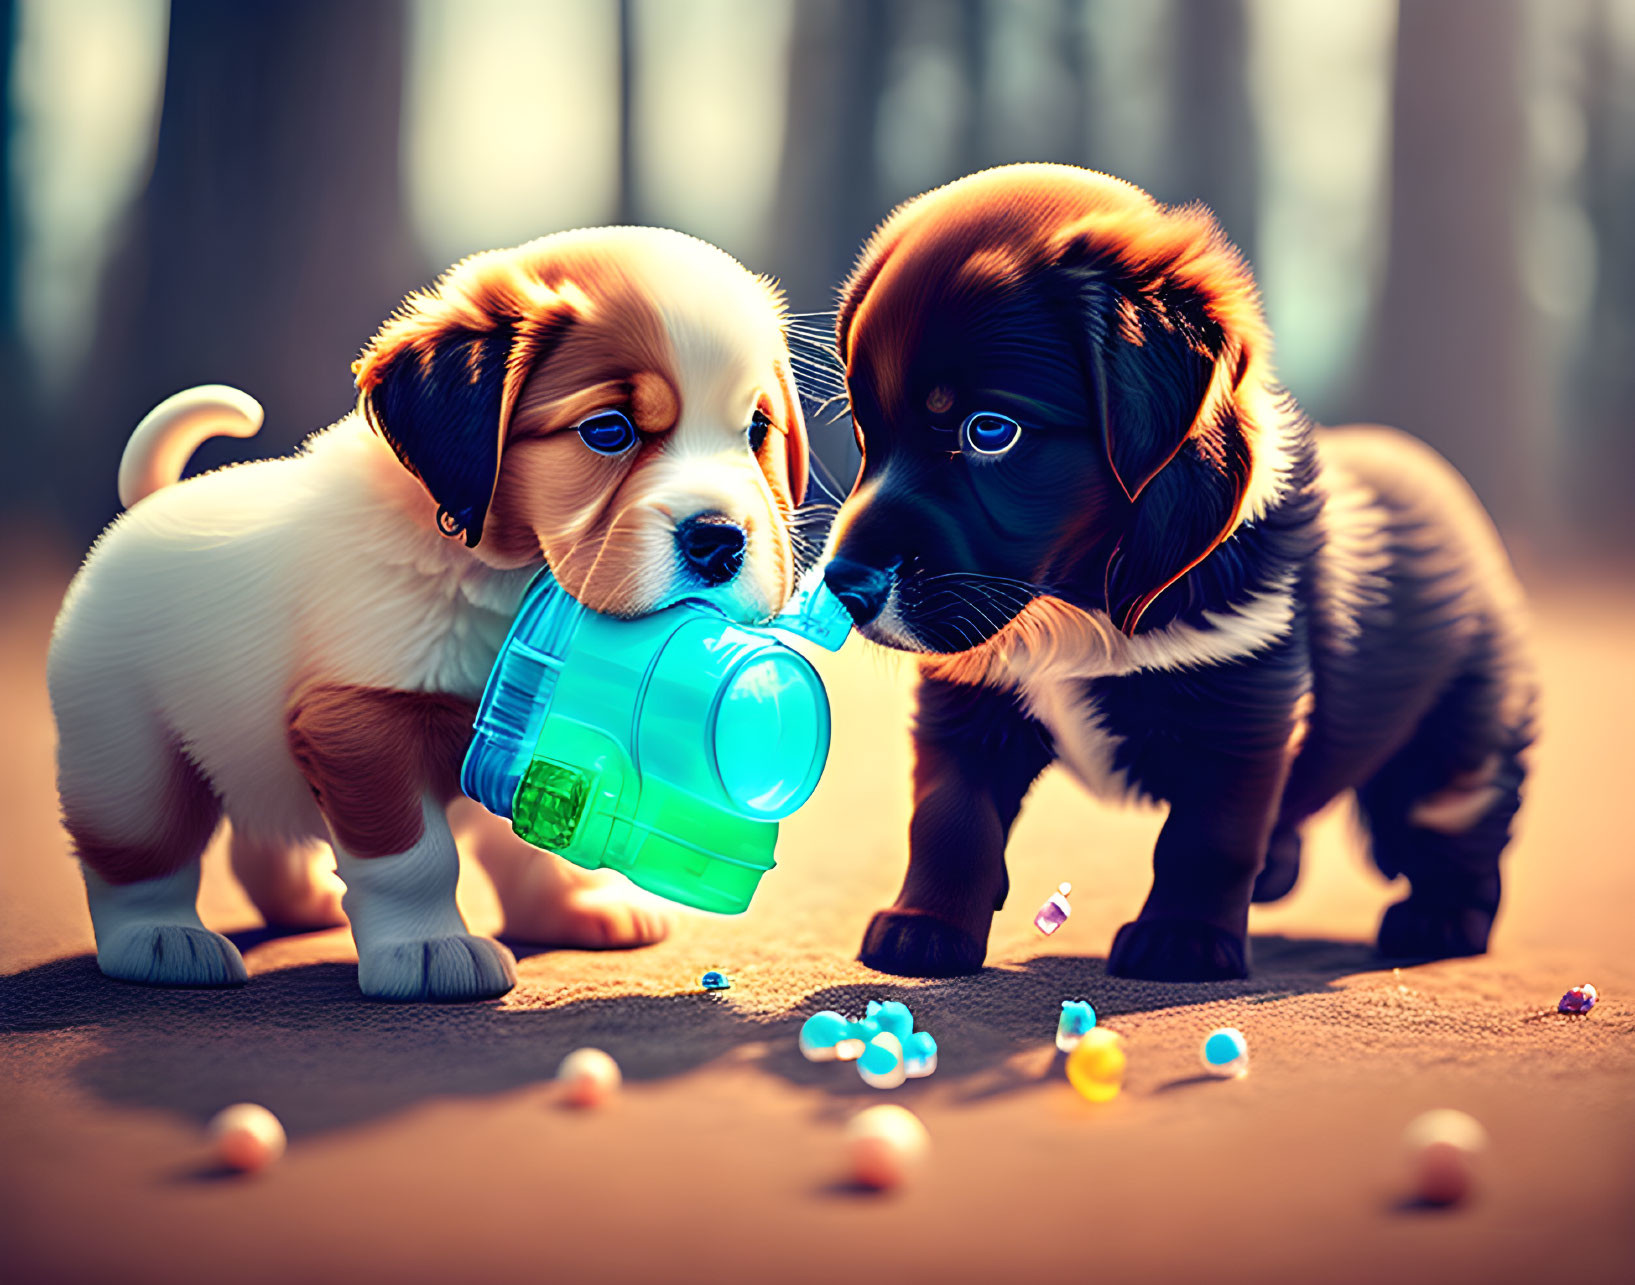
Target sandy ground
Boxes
[2,543,1632,1285]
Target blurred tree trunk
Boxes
[615,0,638,224]
[0,0,37,525]
[768,0,894,316]
[1577,0,1635,547]
[59,0,419,544]
[1356,0,1537,534]
[956,0,993,168]
[1170,0,1257,264]
[768,0,895,481]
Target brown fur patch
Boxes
[357,231,804,614]
[64,742,222,886]
[286,683,477,859]
[479,256,680,571]
[838,164,1269,448]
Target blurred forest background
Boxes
[1,0,1632,561]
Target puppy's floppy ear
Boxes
[770,358,810,509]
[1052,210,1258,634]
[352,261,577,545]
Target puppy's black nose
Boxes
[676,513,746,587]
[823,557,893,626]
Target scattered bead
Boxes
[1056,999,1098,1052]
[700,969,731,991]
[1403,1109,1488,1206]
[838,1014,880,1061]
[903,1031,938,1079]
[858,1031,908,1090]
[846,1104,929,1190]
[1065,1027,1125,1102]
[867,999,914,1042]
[1199,1027,1250,1078]
[208,1103,286,1174]
[1033,882,1073,935]
[799,1011,851,1061]
[557,1047,621,1107]
[1558,983,1598,1014]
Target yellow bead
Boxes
[1066,1027,1126,1102]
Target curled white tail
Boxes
[118,384,265,508]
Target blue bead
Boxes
[700,970,731,991]
[799,1010,850,1059]
[869,1000,914,1042]
[1201,1027,1249,1076]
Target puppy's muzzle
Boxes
[676,512,747,587]
[823,557,895,626]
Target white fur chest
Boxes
[1013,669,1140,803]
[304,550,532,703]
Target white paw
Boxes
[356,934,517,1002]
[97,924,248,987]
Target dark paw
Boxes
[1108,917,1249,981]
[859,909,986,977]
[1251,830,1301,903]
[1377,898,1493,962]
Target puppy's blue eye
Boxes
[962,411,1021,456]
[577,409,638,455]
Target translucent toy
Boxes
[799,1011,853,1062]
[858,1032,908,1090]
[1065,1028,1125,1102]
[1056,999,1098,1052]
[903,1031,938,1078]
[856,1002,937,1087]
[1199,1026,1249,1078]
[1558,982,1598,1014]
[802,1001,937,1083]
[1033,882,1073,934]
[463,566,850,914]
[700,970,731,991]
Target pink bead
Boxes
[846,1104,929,1190]
[557,1048,622,1107]
[1403,1109,1487,1206]
[208,1103,286,1173]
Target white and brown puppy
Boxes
[824,164,1535,981]
[48,226,808,1000]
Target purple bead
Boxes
[1558,983,1598,1014]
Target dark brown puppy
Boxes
[824,164,1535,981]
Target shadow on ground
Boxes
[0,933,1382,1139]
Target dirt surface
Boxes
[2,546,1632,1285]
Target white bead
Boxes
[1403,1109,1488,1206]
[208,1103,286,1173]
[557,1047,622,1107]
[846,1104,929,1190]
[857,1031,907,1090]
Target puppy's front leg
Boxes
[1107,744,1294,982]
[859,675,1055,977]
[288,684,516,1001]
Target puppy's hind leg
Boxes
[451,799,670,950]
[1363,659,1533,961]
[229,828,346,931]
[1250,824,1302,904]
[63,736,246,987]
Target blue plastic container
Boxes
[462,568,850,914]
